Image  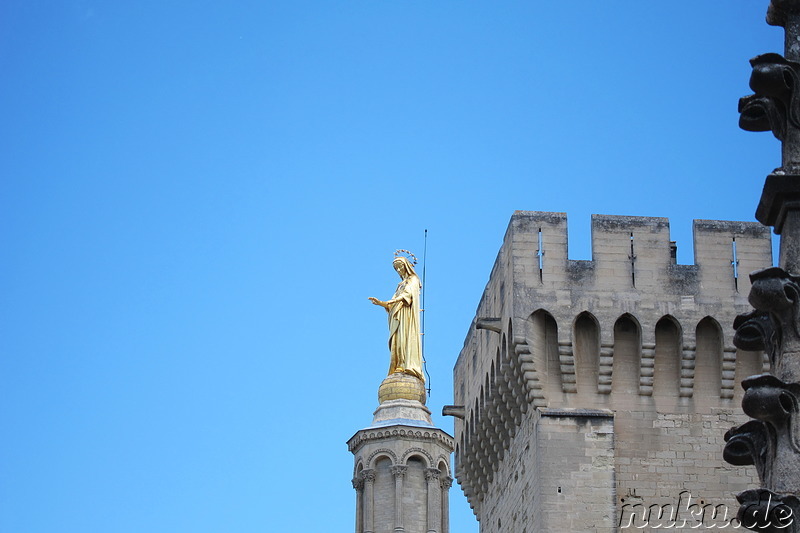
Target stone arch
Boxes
[402,447,434,467]
[367,449,398,468]
[528,309,561,401]
[437,458,450,476]
[612,313,641,395]
[573,311,600,397]
[654,315,682,397]
[354,460,364,478]
[695,316,723,400]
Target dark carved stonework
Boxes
[768,0,800,27]
[726,3,800,531]
[734,308,779,365]
[747,267,800,381]
[739,54,800,141]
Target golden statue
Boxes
[369,254,424,382]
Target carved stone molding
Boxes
[348,427,455,453]
[640,342,656,396]
[365,448,398,469]
[390,465,407,478]
[679,345,696,398]
[558,340,576,393]
[361,469,376,484]
[424,468,441,482]
[722,346,738,399]
[402,447,435,467]
[598,342,614,394]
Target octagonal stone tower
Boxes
[348,373,454,533]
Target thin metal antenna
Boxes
[421,229,432,396]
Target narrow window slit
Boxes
[629,232,636,288]
[731,236,739,292]
[537,227,544,283]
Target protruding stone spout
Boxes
[442,405,465,419]
[476,317,502,333]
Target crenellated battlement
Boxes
[505,211,771,297]
[450,212,773,524]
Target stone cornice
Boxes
[347,423,455,453]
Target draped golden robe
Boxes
[387,274,424,381]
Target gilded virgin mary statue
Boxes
[368,254,424,382]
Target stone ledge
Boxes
[539,408,615,418]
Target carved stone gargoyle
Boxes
[739,53,800,140]
[724,420,770,483]
[734,308,779,368]
[740,374,800,493]
[747,267,800,382]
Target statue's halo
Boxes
[393,249,418,265]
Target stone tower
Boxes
[348,374,454,533]
[447,212,772,532]
[350,253,454,533]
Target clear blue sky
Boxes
[0,2,783,532]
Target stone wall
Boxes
[451,212,773,532]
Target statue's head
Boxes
[392,255,417,280]
[393,257,409,277]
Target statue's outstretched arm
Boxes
[368,297,392,309]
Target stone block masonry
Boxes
[449,212,772,532]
